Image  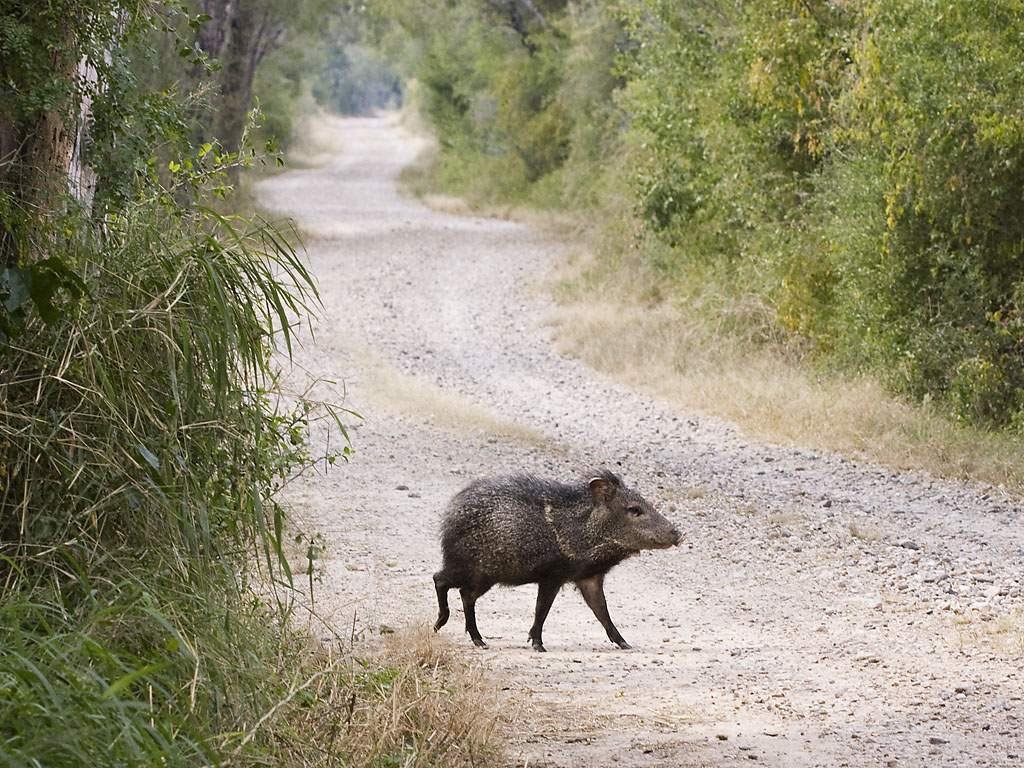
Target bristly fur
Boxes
[432,469,680,651]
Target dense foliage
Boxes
[381,0,1024,428]
[377,0,576,203]
[0,3,346,764]
[313,42,403,114]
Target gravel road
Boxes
[257,113,1024,768]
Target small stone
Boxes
[929,737,949,745]
[396,484,409,491]
[716,734,729,741]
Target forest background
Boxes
[3,1,1024,765]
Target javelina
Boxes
[432,470,681,651]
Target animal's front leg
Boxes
[576,574,630,649]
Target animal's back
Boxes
[440,475,584,586]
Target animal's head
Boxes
[587,470,681,552]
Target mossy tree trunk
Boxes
[0,18,95,266]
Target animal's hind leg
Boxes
[460,585,492,648]
[528,580,561,652]
[433,571,452,632]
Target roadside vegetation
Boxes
[0,2,501,765]
[372,0,1024,492]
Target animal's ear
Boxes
[588,475,616,504]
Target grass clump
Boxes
[288,628,506,767]
[0,128,332,762]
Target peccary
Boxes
[432,470,681,651]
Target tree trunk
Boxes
[0,25,82,266]
[68,56,101,210]
[217,1,259,155]
[197,0,234,58]
[204,1,283,161]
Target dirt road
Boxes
[257,113,1024,767]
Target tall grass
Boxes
[0,141,333,763]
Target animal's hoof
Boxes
[615,640,632,650]
[532,643,547,653]
[472,637,488,648]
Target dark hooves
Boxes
[532,643,547,653]
[615,640,632,650]
[471,637,488,648]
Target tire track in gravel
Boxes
[257,113,1024,768]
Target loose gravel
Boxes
[257,113,1024,768]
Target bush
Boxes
[378,0,574,204]
[0,124,337,761]
[379,0,1024,428]
[0,5,339,763]
[819,0,1024,425]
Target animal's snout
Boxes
[670,527,682,546]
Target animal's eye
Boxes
[628,507,643,517]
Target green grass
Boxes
[0,133,325,762]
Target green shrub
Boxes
[0,5,345,764]
[0,128,338,762]
[380,0,1024,427]
[378,0,574,204]
[554,2,626,210]
[819,0,1024,425]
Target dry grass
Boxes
[549,245,1024,495]
[767,510,803,528]
[286,109,352,169]
[952,608,1024,658]
[398,146,578,235]
[354,346,549,446]
[847,521,882,542]
[274,627,508,767]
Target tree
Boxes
[193,0,327,155]
[0,3,131,264]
